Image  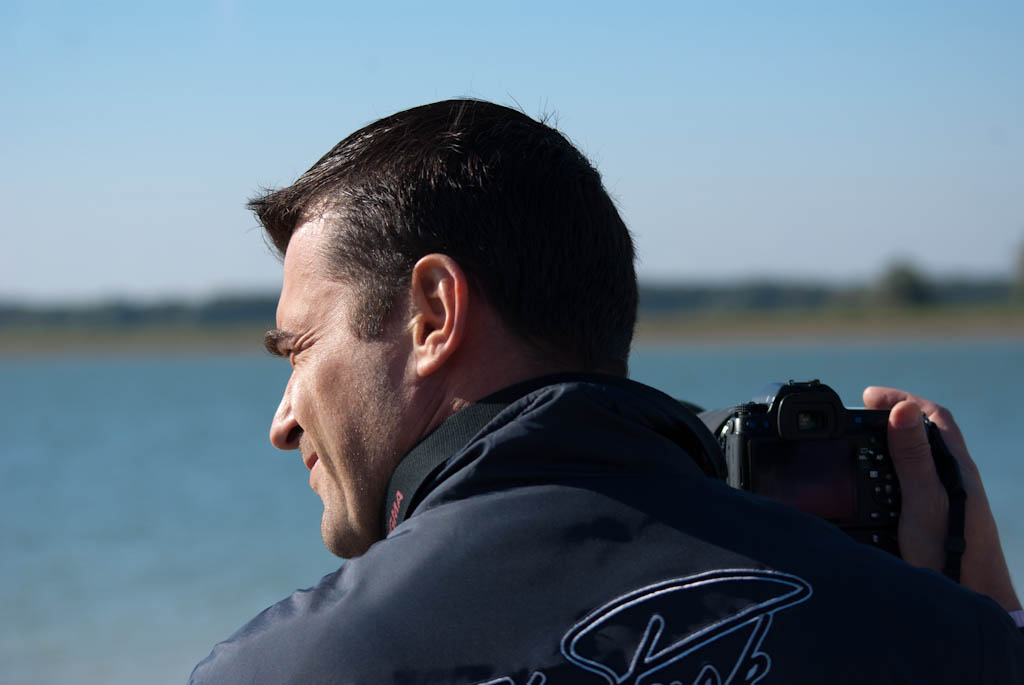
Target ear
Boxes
[408,254,469,377]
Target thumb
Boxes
[887,400,948,570]
[887,401,939,482]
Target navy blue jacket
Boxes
[191,375,1024,684]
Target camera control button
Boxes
[868,470,880,479]
[872,485,894,506]
[870,511,882,521]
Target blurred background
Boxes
[2,2,1022,683]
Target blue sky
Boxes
[3,1,1022,302]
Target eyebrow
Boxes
[263,328,296,357]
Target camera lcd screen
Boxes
[749,439,857,521]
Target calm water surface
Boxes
[2,340,1021,684]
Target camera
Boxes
[700,380,905,555]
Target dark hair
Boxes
[249,99,637,372]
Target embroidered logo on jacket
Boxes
[479,569,812,685]
[387,490,404,534]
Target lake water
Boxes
[2,340,1022,684]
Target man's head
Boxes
[252,99,637,372]
[256,99,638,557]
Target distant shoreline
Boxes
[634,305,1024,344]
[3,305,1022,355]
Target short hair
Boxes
[249,99,637,372]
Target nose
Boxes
[270,380,302,450]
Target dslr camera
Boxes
[699,380,963,559]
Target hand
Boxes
[863,386,1021,612]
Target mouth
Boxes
[302,451,319,471]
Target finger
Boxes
[863,386,942,415]
[863,385,909,410]
[916,403,970,463]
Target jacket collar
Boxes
[381,373,622,537]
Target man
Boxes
[192,99,1023,683]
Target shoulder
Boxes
[188,563,377,684]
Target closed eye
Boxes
[264,328,297,359]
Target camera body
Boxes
[706,380,901,554]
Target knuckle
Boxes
[900,442,935,465]
[889,439,938,482]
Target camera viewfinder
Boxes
[797,411,827,432]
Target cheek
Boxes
[286,366,324,436]
[305,360,355,430]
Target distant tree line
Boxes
[641,262,1018,314]
[2,261,1022,329]
[0,294,278,328]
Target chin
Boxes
[321,514,375,559]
